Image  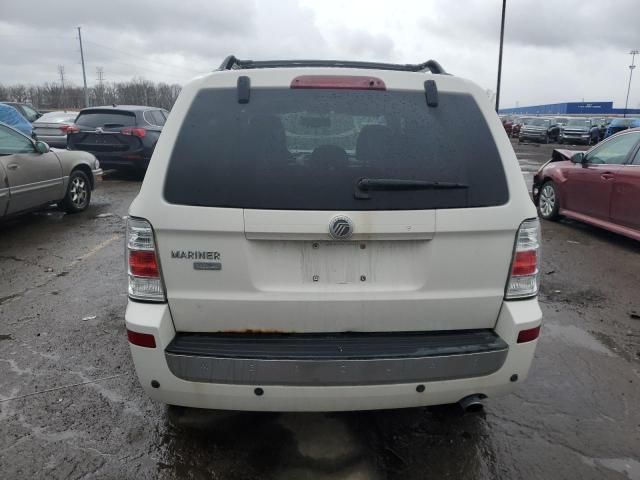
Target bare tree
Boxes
[0,79,182,111]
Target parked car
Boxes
[0,102,42,123]
[590,117,610,141]
[533,129,640,241]
[67,105,167,173]
[605,117,640,138]
[501,116,514,136]
[519,117,560,143]
[0,103,33,137]
[511,116,534,138]
[558,118,599,145]
[0,122,102,218]
[33,111,78,148]
[124,56,542,413]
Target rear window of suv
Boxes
[164,88,508,210]
[75,110,136,128]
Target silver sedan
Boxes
[32,111,78,148]
[0,122,102,218]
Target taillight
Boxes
[59,124,71,133]
[505,219,540,299]
[66,125,80,134]
[126,217,165,302]
[291,75,386,90]
[121,127,146,138]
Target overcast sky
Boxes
[1,0,639,108]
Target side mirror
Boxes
[34,141,50,154]
[571,152,585,164]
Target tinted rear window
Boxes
[164,88,508,210]
[76,110,136,128]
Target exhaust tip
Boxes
[458,394,485,414]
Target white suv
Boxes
[125,56,542,412]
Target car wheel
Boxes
[518,137,522,143]
[60,170,91,213]
[538,181,560,221]
[558,137,564,144]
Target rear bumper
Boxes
[68,145,152,169]
[37,134,67,148]
[165,330,508,386]
[93,150,149,169]
[125,300,542,411]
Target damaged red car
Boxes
[532,129,640,241]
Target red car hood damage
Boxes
[550,148,580,162]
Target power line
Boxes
[96,67,105,105]
[96,67,105,85]
[57,65,66,90]
[82,39,201,76]
[58,65,66,106]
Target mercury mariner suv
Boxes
[124,56,542,412]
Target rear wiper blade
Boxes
[101,123,125,128]
[355,177,468,199]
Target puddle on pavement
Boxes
[544,323,615,356]
[581,456,640,480]
[154,406,498,479]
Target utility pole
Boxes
[77,26,89,107]
[58,65,66,108]
[495,0,507,112]
[624,49,638,118]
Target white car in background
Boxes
[124,56,543,413]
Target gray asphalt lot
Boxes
[1,141,639,479]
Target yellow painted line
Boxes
[67,234,122,268]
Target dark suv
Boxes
[67,105,167,172]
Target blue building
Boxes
[499,101,640,116]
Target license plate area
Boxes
[303,241,365,284]
[247,239,427,291]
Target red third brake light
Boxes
[291,75,386,90]
[129,250,160,277]
[121,127,147,138]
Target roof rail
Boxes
[217,56,448,75]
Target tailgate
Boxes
[148,81,524,334]
[155,207,515,333]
